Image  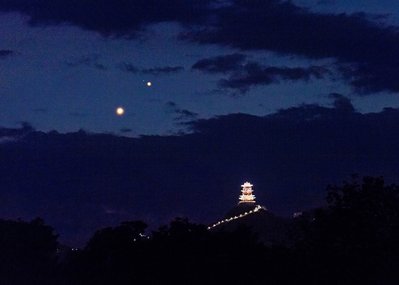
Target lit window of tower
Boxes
[239,182,256,203]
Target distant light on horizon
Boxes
[146,81,152,87]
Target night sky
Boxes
[1,0,399,246]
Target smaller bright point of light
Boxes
[146,81,152,87]
[116,107,125,116]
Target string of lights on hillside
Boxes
[208,182,267,230]
[207,204,266,230]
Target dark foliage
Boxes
[2,176,399,284]
[0,218,58,284]
[297,176,399,284]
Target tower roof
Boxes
[241,182,253,188]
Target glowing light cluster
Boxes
[239,181,256,203]
[207,205,265,230]
[133,233,150,242]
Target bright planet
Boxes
[116,107,125,116]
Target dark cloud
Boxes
[187,1,395,61]
[93,63,107,70]
[185,0,399,94]
[141,66,184,75]
[329,93,355,112]
[165,101,178,108]
[165,101,198,121]
[192,53,246,73]
[2,0,399,92]
[0,0,212,36]
[119,63,183,75]
[174,109,198,121]
[0,122,34,143]
[66,55,108,71]
[120,63,139,73]
[219,64,329,92]
[337,62,399,95]
[120,128,132,133]
[193,54,330,92]
[2,95,399,246]
[0,49,14,58]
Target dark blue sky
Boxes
[1,0,399,246]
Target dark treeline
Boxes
[1,176,399,285]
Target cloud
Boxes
[0,0,212,36]
[165,101,178,108]
[184,0,399,94]
[0,49,15,58]
[2,0,399,93]
[186,1,392,61]
[93,63,107,70]
[141,66,184,75]
[119,63,184,75]
[220,64,329,92]
[337,62,399,95]
[165,101,198,121]
[120,63,139,73]
[0,122,35,144]
[120,128,133,133]
[193,54,330,92]
[66,55,108,71]
[329,93,355,112]
[192,53,246,73]
[174,109,198,121]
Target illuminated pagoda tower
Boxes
[208,182,291,246]
[239,182,256,204]
[208,182,265,230]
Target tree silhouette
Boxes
[0,218,58,285]
[3,176,399,285]
[85,220,147,252]
[300,176,399,284]
[68,220,149,285]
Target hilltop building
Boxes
[208,182,293,246]
[208,182,266,230]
